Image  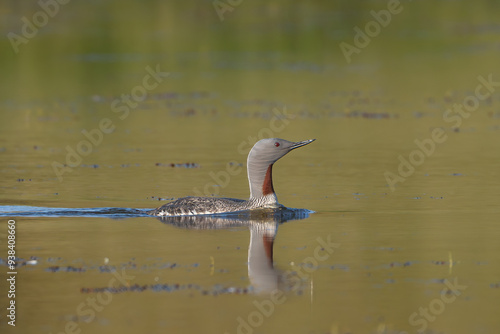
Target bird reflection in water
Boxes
[155,207,312,294]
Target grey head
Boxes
[247,138,315,199]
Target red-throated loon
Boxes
[149,138,315,217]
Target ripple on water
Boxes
[0,205,150,218]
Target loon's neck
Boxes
[247,157,278,204]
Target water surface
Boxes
[1,1,500,334]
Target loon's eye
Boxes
[274,142,280,147]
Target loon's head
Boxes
[248,138,315,166]
[247,138,315,199]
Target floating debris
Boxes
[148,196,175,201]
[0,256,39,267]
[80,283,249,295]
[431,260,458,266]
[376,261,416,269]
[98,265,116,273]
[346,111,391,119]
[46,266,86,273]
[155,162,199,168]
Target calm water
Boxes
[1,1,500,333]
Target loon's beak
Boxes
[290,139,316,150]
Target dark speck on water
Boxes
[47,266,85,273]
[155,162,199,168]
[98,265,116,272]
[80,283,252,295]
[148,196,174,201]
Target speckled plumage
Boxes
[148,195,280,217]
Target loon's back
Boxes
[148,196,248,217]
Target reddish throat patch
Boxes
[262,164,275,196]
[263,235,274,264]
